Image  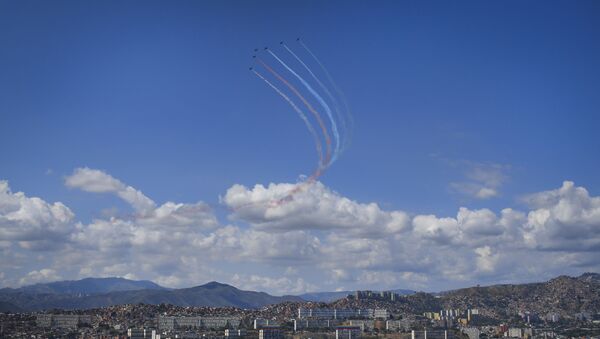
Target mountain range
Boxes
[1,273,599,316]
[0,280,302,312]
[0,277,164,295]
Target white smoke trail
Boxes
[252,69,324,170]
[298,40,354,152]
[267,49,340,166]
[282,43,347,159]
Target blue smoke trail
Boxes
[252,69,324,170]
[298,40,354,152]
[282,43,347,159]
[267,49,340,166]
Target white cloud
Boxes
[0,180,74,248]
[19,268,61,285]
[522,181,600,251]
[450,162,509,200]
[65,167,156,213]
[223,182,410,237]
[3,168,600,293]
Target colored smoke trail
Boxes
[252,69,324,172]
[257,58,332,167]
[298,40,354,152]
[282,43,346,161]
[267,50,340,167]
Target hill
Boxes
[327,273,600,321]
[0,280,302,311]
[437,273,600,319]
[0,300,23,313]
[0,277,165,296]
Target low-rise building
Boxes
[293,318,341,331]
[225,329,247,337]
[254,318,280,329]
[336,326,361,339]
[259,326,283,339]
[35,314,92,329]
[347,319,375,331]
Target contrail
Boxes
[252,69,324,172]
[282,42,346,160]
[257,58,332,167]
[267,49,340,166]
[298,39,354,152]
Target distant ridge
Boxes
[0,278,302,311]
[0,277,165,296]
[1,273,598,316]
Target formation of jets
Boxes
[249,38,302,71]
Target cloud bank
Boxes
[1,168,600,294]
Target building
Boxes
[293,318,341,331]
[254,318,280,329]
[411,330,451,339]
[202,316,241,329]
[259,326,283,339]
[36,314,92,329]
[128,329,158,339]
[507,328,533,339]
[355,290,398,301]
[462,327,480,339]
[374,309,390,319]
[157,315,241,330]
[225,329,247,337]
[508,328,523,338]
[297,308,387,319]
[347,320,375,331]
[386,319,412,332]
[336,326,361,339]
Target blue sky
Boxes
[1,0,600,294]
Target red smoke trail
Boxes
[257,58,332,167]
[252,68,324,178]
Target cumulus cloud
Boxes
[522,181,600,251]
[19,268,61,285]
[0,180,74,248]
[224,182,410,237]
[65,167,156,213]
[2,168,600,293]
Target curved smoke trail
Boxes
[282,43,346,161]
[298,40,354,152]
[257,58,332,167]
[252,69,324,174]
[266,50,340,167]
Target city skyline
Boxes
[1,0,600,295]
